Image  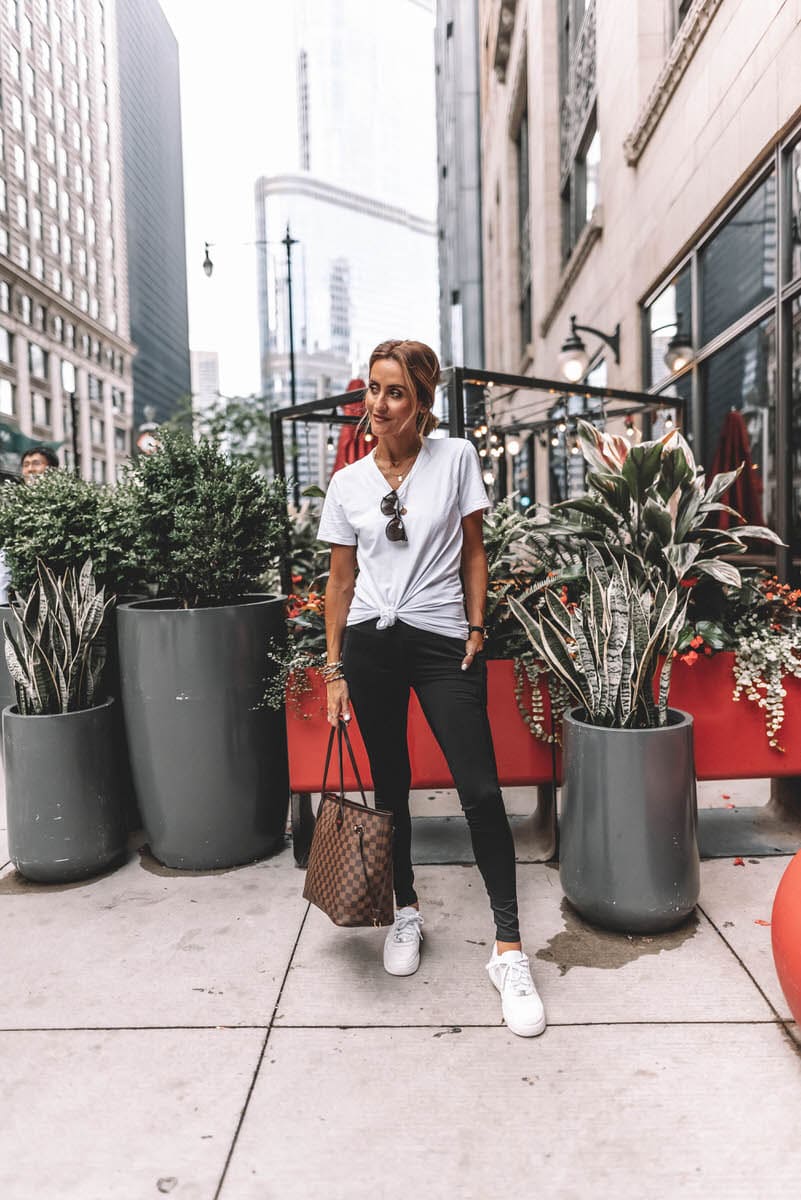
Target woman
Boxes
[317,339,545,1038]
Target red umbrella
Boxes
[332,378,369,474]
[709,409,764,529]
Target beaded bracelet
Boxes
[325,674,346,684]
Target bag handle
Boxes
[321,720,369,812]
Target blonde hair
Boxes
[359,339,441,441]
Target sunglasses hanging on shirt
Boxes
[380,490,408,543]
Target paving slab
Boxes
[276,863,772,1028]
[699,855,792,1017]
[221,1023,801,1200]
[0,1027,262,1200]
[0,843,305,1029]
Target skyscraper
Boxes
[254,0,439,490]
[0,0,135,481]
[115,0,190,427]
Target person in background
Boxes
[20,445,59,483]
[317,338,546,1038]
[0,447,60,603]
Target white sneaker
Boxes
[486,947,546,1037]
[383,907,423,976]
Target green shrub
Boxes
[123,429,289,608]
[0,469,139,596]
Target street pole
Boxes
[282,223,300,508]
[70,391,80,476]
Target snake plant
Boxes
[508,546,689,729]
[3,559,113,715]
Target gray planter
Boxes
[560,707,700,933]
[117,595,289,870]
[3,698,127,883]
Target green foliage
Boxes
[3,558,113,715]
[165,392,274,474]
[0,469,140,597]
[122,429,289,608]
[483,497,583,659]
[543,419,782,606]
[509,547,689,729]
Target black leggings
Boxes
[342,620,520,942]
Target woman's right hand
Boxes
[326,679,351,726]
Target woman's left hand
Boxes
[461,632,484,671]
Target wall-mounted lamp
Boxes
[652,314,693,374]
[558,313,620,382]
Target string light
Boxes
[482,469,494,485]
[506,437,521,456]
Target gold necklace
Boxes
[376,448,418,483]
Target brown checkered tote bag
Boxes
[303,720,394,927]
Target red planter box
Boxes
[285,660,560,793]
[285,652,801,793]
[669,651,801,779]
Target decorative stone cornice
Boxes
[493,0,517,82]
[623,0,725,167]
[539,207,604,339]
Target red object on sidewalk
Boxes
[332,378,369,474]
[708,408,764,529]
[771,850,801,1025]
[668,652,801,779]
[285,660,560,793]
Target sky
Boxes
[158,0,437,400]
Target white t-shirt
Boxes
[317,436,490,638]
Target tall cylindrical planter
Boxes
[117,595,289,870]
[3,698,127,883]
[560,707,700,933]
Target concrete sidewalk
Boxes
[1,776,799,1200]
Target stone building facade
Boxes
[0,0,135,481]
[478,0,801,568]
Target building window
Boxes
[29,341,49,380]
[0,177,5,212]
[18,244,30,270]
[32,206,42,240]
[88,374,102,404]
[40,39,51,72]
[33,303,46,331]
[90,413,104,445]
[643,138,801,562]
[32,390,52,428]
[30,160,40,193]
[0,379,14,416]
[114,426,128,454]
[16,194,28,228]
[91,457,106,482]
[14,143,25,179]
[52,314,62,341]
[700,173,776,344]
[0,282,10,314]
[24,64,35,98]
[0,230,7,256]
[0,326,12,364]
[516,106,532,354]
[558,0,596,262]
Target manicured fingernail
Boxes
[461,663,468,671]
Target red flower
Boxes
[680,650,699,666]
[690,635,704,649]
[680,577,699,588]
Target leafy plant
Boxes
[0,470,141,597]
[165,392,274,474]
[539,419,782,612]
[121,429,289,608]
[509,546,689,729]
[3,558,113,715]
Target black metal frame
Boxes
[270,365,687,593]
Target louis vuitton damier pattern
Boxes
[302,722,394,927]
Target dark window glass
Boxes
[790,141,801,281]
[791,297,801,552]
[702,315,776,530]
[517,109,531,351]
[700,174,776,344]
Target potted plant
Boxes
[116,430,290,870]
[0,469,143,808]
[2,559,126,882]
[510,546,699,933]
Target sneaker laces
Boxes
[502,954,534,997]
[392,910,422,944]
